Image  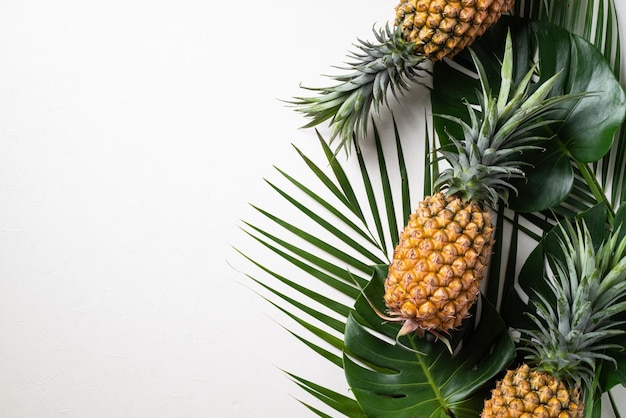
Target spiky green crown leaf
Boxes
[521,220,626,391]
[290,24,428,154]
[433,32,583,209]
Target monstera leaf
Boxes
[431,16,626,213]
[238,2,626,416]
[343,266,516,418]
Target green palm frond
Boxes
[237,119,431,415]
[287,372,367,418]
[236,1,626,416]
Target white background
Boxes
[1,1,625,417]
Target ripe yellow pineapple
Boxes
[292,0,515,151]
[483,364,583,417]
[384,193,493,335]
[482,220,626,417]
[395,0,515,60]
[381,35,575,341]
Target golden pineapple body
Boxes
[384,193,493,333]
[482,364,583,418]
[395,0,515,60]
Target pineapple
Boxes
[380,34,577,343]
[292,0,515,152]
[481,219,626,417]
[383,193,493,338]
[395,0,515,61]
[483,364,583,417]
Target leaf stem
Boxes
[575,160,615,226]
[412,340,450,416]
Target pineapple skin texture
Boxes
[482,364,583,418]
[383,193,493,333]
[395,0,516,61]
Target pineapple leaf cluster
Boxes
[434,33,581,208]
[521,220,626,391]
[291,25,428,154]
[291,0,515,155]
[432,16,626,213]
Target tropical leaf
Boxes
[514,0,626,209]
[501,205,626,404]
[238,117,427,415]
[513,0,622,68]
[237,1,626,416]
[343,267,516,418]
[286,372,368,418]
[431,16,626,213]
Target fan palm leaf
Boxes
[237,119,426,415]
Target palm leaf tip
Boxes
[289,24,429,153]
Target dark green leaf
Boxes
[343,267,515,418]
[536,30,625,163]
[507,143,574,212]
[431,16,626,213]
[287,372,367,418]
[373,123,400,249]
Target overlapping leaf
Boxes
[502,205,626,394]
[237,1,626,416]
[343,267,516,418]
[431,16,626,213]
[237,119,432,415]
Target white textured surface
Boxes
[0,1,625,417]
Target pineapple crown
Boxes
[521,219,626,391]
[434,32,579,209]
[291,24,429,154]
